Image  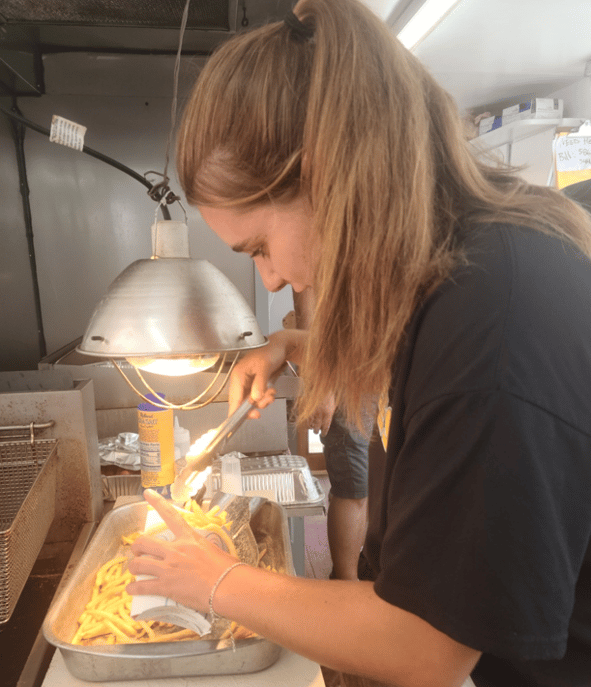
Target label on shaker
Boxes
[140,441,165,471]
[138,395,175,490]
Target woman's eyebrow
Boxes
[231,235,265,253]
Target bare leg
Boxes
[326,494,368,581]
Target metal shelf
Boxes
[471,118,584,150]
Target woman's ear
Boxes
[283,310,297,328]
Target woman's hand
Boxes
[228,329,308,416]
[126,490,239,613]
[309,392,336,436]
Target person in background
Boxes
[127,1,591,685]
[563,177,591,214]
[292,287,370,581]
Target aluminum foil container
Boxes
[101,475,142,501]
[43,498,293,682]
[206,454,325,507]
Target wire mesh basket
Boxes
[0,437,59,626]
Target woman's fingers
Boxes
[228,365,257,415]
[227,331,298,414]
[124,490,244,611]
[127,553,165,579]
[130,535,168,561]
[141,489,193,539]
[254,386,277,409]
[227,364,274,415]
[126,576,163,596]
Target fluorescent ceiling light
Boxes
[397,0,463,50]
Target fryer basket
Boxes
[0,438,59,626]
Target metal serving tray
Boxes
[43,498,293,682]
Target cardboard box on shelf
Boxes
[502,98,563,125]
[478,115,502,135]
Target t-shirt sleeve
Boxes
[373,386,591,661]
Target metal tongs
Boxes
[169,364,292,503]
[170,396,256,503]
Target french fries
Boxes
[120,499,236,558]
[71,500,256,646]
[71,556,166,645]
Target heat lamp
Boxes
[77,219,267,409]
[76,0,269,409]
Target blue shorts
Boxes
[320,409,370,499]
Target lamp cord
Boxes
[0,105,172,220]
[162,0,191,185]
[8,102,48,359]
[0,2,192,219]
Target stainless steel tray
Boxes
[43,498,294,682]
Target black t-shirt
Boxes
[363,222,591,686]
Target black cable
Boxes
[0,106,172,220]
[8,104,48,360]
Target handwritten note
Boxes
[555,136,591,172]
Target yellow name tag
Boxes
[377,391,391,452]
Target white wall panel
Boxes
[510,128,557,187]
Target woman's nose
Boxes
[254,258,286,293]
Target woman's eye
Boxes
[250,246,267,259]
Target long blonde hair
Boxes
[177,0,591,429]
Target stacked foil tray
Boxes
[0,438,58,626]
[205,454,325,507]
[103,455,327,506]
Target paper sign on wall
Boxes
[553,121,591,189]
[555,135,591,172]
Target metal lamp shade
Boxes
[78,258,267,359]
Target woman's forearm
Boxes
[127,477,479,687]
[269,328,308,366]
[227,328,309,414]
[217,569,379,674]
[213,565,479,687]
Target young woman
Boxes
[127,1,591,685]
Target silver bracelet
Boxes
[208,561,245,622]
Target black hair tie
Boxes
[284,11,314,42]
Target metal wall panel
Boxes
[1,52,280,370]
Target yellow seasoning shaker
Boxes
[138,393,175,496]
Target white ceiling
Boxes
[368,0,591,115]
